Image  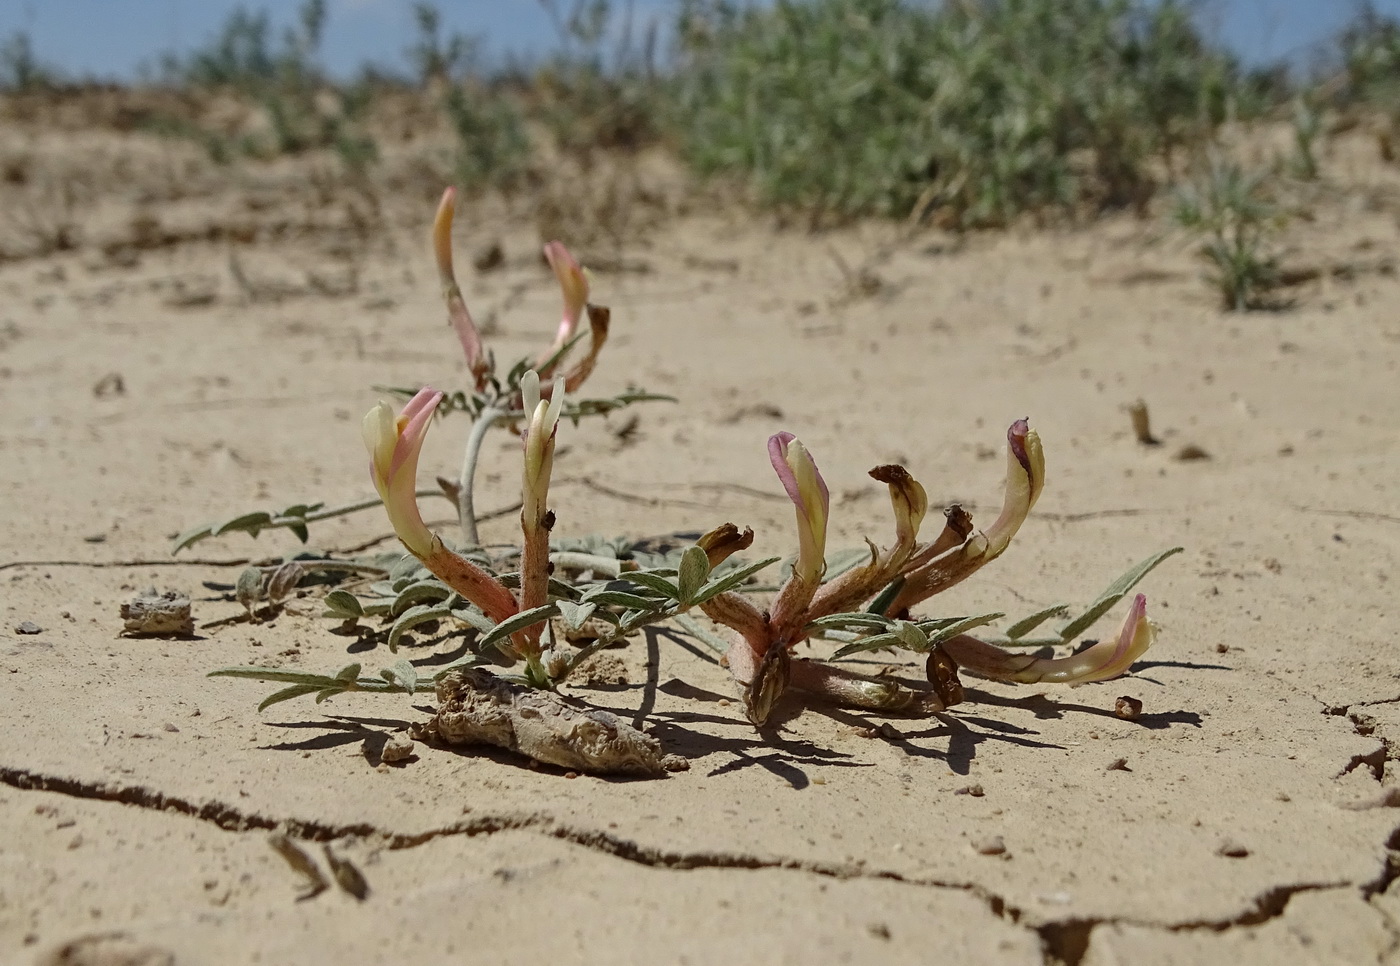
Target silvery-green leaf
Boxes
[580,588,660,610]
[322,590,363,619]
[1057,547,1182,642]
[893,620,927,650]
[257,683,325,712]
[922,613,1005,647]
[389,580,452,617]
[806,612,894,633]
[677,546,710,605]
[214,511,273,538]
[1004,604,1069,640]
[314,687,343,704]
[479,603,559,651]
[556,600,597,631]
[548,577,583,601]
[209,667,341,686]
[380,660,417,694]
[334,663,362,681]
[171,523,214,554]
[831,631,901,659]
[388,603,453,652]
[448,603,496,635]
[690,556,783,605]
[622,571,680,600]
[865,576,905,617]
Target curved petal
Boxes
[941,595,1155,685]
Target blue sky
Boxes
[1,1,1396,80]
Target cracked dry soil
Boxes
[2,147,1400,965]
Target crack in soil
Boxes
[0,762,1382,963]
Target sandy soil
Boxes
[1,127,1399,965]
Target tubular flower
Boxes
[432,188,490,390]
[363,388,442,559]
[560,304,611,393]
[363,388,518,626]
[767,433,831,638]
[887,419,1043,614]
[538,241,590,373]
[941,594,1156,684]
[807,464,929,620]
[519,370,565,638]
[769,433,829,585]
[696,523,755,570]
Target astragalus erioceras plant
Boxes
[212,188,1178,774]
[352,382,1175,724]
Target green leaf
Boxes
[865,576,905,617]
[213,512,273,538]
[556,600,597,631]
[1056,547,1183,642]
[314,687,343,704]
[334,663,362,681]
[922,613,1005,647]
[380,660,417,694]
[580,588,662,610]
[448,603,496,635]
[831,631,902,659]
[388,603,453,652]
[322,590,363,619]
[621,571,680,600]
[892,620,927,651]
[676,546,711,605]
[171,523,215,554]
[389,579,453,617]
[1004,604,1069,640]
[257,683,325,712]
[209,666,341,686]
[829,612,1003,659]
[806,612,894,633]
[480,603,559,652]
[691,556,783,605]
[288,522,310,543]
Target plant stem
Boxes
[458,405,504,547]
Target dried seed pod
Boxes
[926,645,965,708]
[743,641,791,727]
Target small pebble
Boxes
[1217,840,1250,858]
[14,621,41,635]
[1216,643,1230,654]
[867,922,891,941]
[379,732,415,763]
[1113,696,1143,720]
[954,784,985,797]
[1106,758,1131,772]
[162,722,179,733]
[972,835,1007,856]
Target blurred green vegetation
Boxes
[6,0,1400,234]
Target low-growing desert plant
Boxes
[197,187,1179,776]
[1172,158,1282,311]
